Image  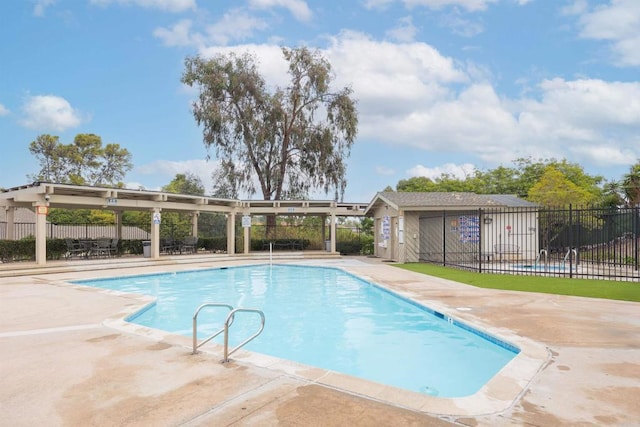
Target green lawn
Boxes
[395,263,640,303]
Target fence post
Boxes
[478,208,483,273]
[442,210,446,267]
[568,204,574,278]
[633,206,640,271]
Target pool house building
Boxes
[365,191,539,264]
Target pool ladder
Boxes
[192,303,265,363]
[534,249,548,267]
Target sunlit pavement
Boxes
[1,254,638,426]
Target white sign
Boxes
[107,198,118,206]
[242,215,252,227]
[382,215,391,240]
[153,212,161,225]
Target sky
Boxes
[0,0,639,203]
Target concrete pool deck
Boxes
[0,255,638,426]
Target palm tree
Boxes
[622,161,640,207]
[601,181,625,208]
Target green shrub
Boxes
[359,235,374,255]
[198,237,227,252]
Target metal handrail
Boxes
[192,303,234,354]
[563,248,578,264]
[535,249,548,267]
[223,308,265,363]
[192,303,265,363]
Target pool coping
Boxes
[54,260,551,418]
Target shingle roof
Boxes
[370,192,537,210]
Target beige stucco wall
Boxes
[371,206,421,263]
[372,205,398,261]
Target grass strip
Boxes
[394,263,640,302]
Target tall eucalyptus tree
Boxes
[182,47,358,202]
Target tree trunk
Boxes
[265,214,277,240]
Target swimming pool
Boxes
[513,264,573,271]
[74,264,518,398]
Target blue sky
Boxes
[1,0,638,203]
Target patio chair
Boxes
[94,238,113,258]
[161,238,177,254]
[180,236,198,254]
[64,239,85,259]
[109,238,119,257]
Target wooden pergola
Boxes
[0,182,366,265]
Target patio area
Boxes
[0,255,638,426]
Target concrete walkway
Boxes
[1,255,638,426]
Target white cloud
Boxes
[181,32,640,174]
[124,181,157,191]
[569,143,637,167]
[90,0,196,13]
[375,166,396,176]
[323,34,639,169]
[402,0,498,12]
[205,9,269,45]
[407,163,476,179]
[440,12,484,37]
[33,0,55,16]
[136,159,218,193]
[324,31,468,116]
[198,44,291,88]
[0,103,9,116]
[561,0,588,15]
[20,95,83,131]
[362,0,395,10]
[574,0,640,66]
[386,16,418,42]
[249,0,312,22]
[153,19,198,47]
[155,10,268,47]
[326,34,640,169]
[365,0,527,12]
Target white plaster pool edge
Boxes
[53,264,550,418]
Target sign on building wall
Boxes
[382,215,391,240]
[458,215,479,243]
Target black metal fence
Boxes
[419,206,639,281]
[246,221,372,254]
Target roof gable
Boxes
[365,191,537,214]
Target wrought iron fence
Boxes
[249,222,371,254]
[419,206,639,281]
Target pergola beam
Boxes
[0,182,367,265]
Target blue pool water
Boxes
[73,264,518,397]
[513,264,571,271]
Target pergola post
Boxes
[35,204,48,265]
[243,214,250,254]
[5,207,15,240]
[114,211,122,240]
[151,208,161,259]
[330,210,337,253]
[191,211,199,237]
[226,212,236,255]
[321,214,326,247]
